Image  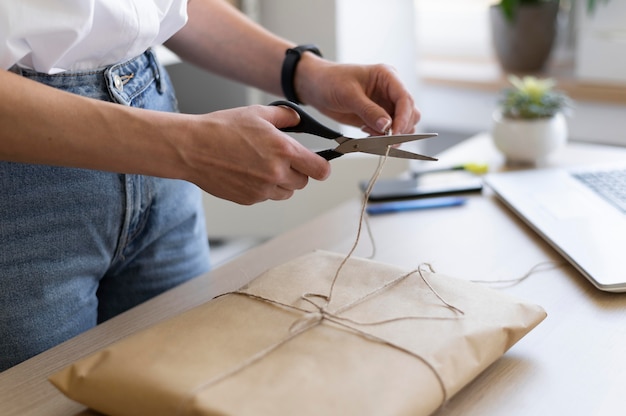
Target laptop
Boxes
[484,163,626,292]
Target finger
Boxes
[293,150,331,182]
[390,96,421,134]
[291,169,310,190]
[279,168,309,191]
[360,125,380,136]
[269,185,295,201]
[266,104,301,129]
[357,97,393,135]
[261,105,330,181]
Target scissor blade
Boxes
[335,133,437,154]
[362,133,438,149]
[362,146,438,161]
[334,133,438,160]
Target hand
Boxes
[294,55,421,136]
[177,105,330,205]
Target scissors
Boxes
[270,100,438,161]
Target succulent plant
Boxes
[499,75,571,119]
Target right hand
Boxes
[176,105,331,205]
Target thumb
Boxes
[356,97,392,134]
[267,104,301,130]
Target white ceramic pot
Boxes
[491,111,568,165]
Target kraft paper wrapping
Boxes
[50,251,546,416]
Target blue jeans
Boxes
[1,50,211,371]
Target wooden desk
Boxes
[3,134,626,415]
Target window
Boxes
[414,0,495,61]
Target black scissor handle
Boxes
[269,100,342,140]
[315,149,344,161]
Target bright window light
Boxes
[414,0,496,60]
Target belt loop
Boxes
[147,48,163,94]
[8,65,23,76]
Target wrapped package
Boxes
[50,250,546,416]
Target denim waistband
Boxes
[9,49,164,106]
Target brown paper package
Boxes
[50,251,546,416]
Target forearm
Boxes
[165,0,294,96]
[0,68,329,204]
[0,69,187,179]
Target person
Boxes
[0,0,421,372]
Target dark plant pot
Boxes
[489,3,559,72]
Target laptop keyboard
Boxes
[572,168,626,213]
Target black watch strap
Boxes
[281,44,322,104]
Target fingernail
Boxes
[376,118,392,134]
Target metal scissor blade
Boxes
[361,146,438,161]
[335,133,438,155]
[360,133,438,149]
[334,133,438,160]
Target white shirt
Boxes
[0,0,187,73]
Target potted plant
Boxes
[490,0,560,72]
[491,75,571,165]
[490,0,609,72]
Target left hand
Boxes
[293,54,421,136]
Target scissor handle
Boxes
[269,100,342,140]
[316,149,343,160]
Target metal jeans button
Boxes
[113,74,123,92]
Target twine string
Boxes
[178,263,460,415]
[324,146,390,306]
[471,261,566,288]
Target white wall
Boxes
[575,0,626,85]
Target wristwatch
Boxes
[281,44,322,104]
